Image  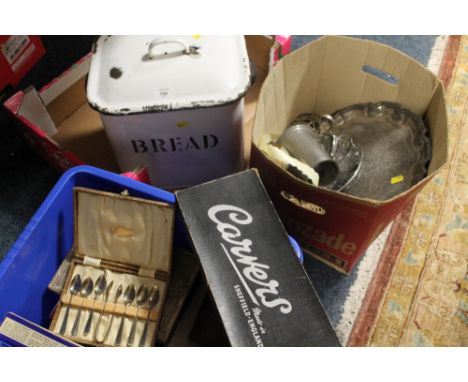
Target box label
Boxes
[1,36,29,64]
[0,317,67,347]
[1,35,35,72]
[130,134,218,153]
[233,284,266,346]
[281,214,358,256]
[11,43,35,72]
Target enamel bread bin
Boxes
[87,35,252,189]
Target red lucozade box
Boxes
[250,36,448,273]
[0,36,45,94]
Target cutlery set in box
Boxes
[49,187,175,346]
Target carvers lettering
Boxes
[131,135,218,153]
[208,205,292,314]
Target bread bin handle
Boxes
[148,38,200,59]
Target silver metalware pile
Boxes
[277,102,432,200]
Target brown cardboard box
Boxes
[3,36,284,174]
[250,36,448,273]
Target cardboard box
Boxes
[3,36,288,176]
[176,169,340,346]
[0,36,45,95]
[250,36,448,273]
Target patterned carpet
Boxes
[347,36,467,346]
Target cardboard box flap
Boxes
[18,86,57,137]
[74,187,174,273]
[253,35,440,142]
[425,82,448,173]
[320,36,437,115]
[252,34,447,180]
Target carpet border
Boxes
[346,35,462,347]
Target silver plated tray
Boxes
[325,102,432,200]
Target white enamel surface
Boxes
[101,100,245,189]
[87,35,251,114]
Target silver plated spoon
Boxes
[102,284,123,343]
[59,273,81,335]
[127,285,148,346]
[83,274,107,336]
[114,284,136,346]
[139,285,160,347]
[71,277,93,337]
[93,280,114,342]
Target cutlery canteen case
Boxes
[49,186,175,346]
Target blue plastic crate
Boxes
[0,165,176,328]
[0,165,304,343]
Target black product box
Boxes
[175,169,340,347]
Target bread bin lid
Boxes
[86,35,252,115]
